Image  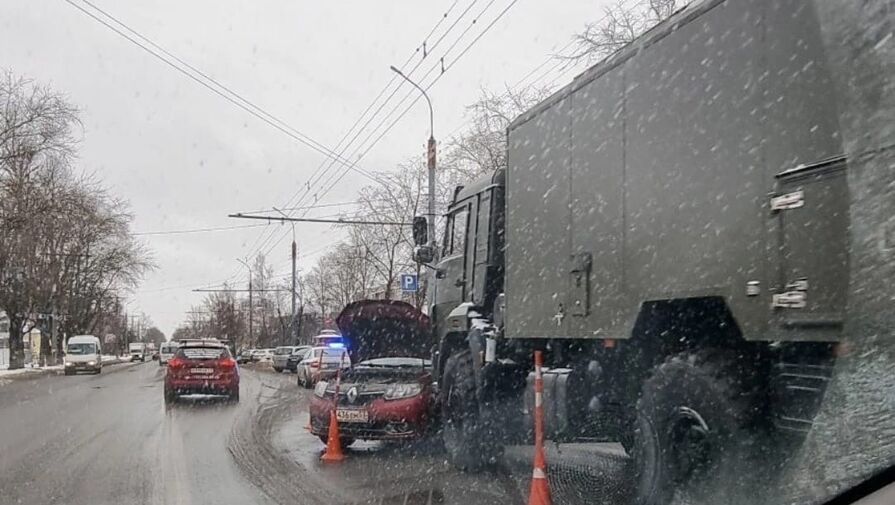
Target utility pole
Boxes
[237,258,253,346]
[390,65,436,253]
[272,207,298,345]
[291,240,297,344]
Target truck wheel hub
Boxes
[669,406,712,482]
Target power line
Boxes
[229,213,411,226]
[240,0,480,265]
[65,0,382,184]
[253,0,518,269]
[317,0,521,200]
[300,0,510,231]
[210,0,518,288]
[133,223,270,236]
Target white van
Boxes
[158,341,179,365]
[65,335,103,375]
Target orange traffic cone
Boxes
[320,409,345,463]
[528,350,552,505]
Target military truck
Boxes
[411,0,893,503]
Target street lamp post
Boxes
[272,207,297,345]
[390,65,436,253]
[236,258,253,346]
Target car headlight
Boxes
[383,383,422,400]
[314,381,329,398]
[65,362,74,367]
[87,361,96,366]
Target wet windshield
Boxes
[67,344,96,355]
[1,2,892,505]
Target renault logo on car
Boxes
[347,386,358,404]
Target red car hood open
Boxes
[335,300,432,363]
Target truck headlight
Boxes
[314,381,329,398]
[383,383,422,400]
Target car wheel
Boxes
[96,367,102,374]
[64,369,72,376]
[229,389,240,403]
[633,352,751,505]
[441,350,499,470]
[273,367,281,373]
[164,388,176,405]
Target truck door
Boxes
[769,157,848,341]
[433,204,471,337]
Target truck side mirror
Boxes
[412,216,428,246]
[414,245,435,264]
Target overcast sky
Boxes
[1,0,602,335]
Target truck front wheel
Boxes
[633,353,750,505]
[440,350,498,470]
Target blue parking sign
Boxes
[400,274,419,293]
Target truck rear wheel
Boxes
[633,353,750,505]
[441,350,498,470]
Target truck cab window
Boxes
[448,207,468,257]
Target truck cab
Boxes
[414,169,505,374]
[128,342,147,362]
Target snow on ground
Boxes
[0,355,127,375]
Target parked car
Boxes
[158,341,179,365]
[64,335,103,375]
[309,300,433,444]
[272,346,301,372]
[286,345,312,372]
[251,348,273,362]
[296,346,350,388]
[236,348,255,364]
[312,330,344,348]
[164,340,239,403]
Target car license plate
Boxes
[336,409,368,423]
[190,368,214,374]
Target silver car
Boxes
[295,346,350,388]
[271,346,300,372]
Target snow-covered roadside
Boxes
[0,355,130,383]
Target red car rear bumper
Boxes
[309,393,432,440]
[165,375,238,395]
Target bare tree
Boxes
[0,71,154,368]
[560,0,680,67]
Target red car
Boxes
[309,300,433,444]
[164,340,239,404]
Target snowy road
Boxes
[0,363,531,505]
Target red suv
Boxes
[164,341,239,404]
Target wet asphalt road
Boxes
[2,358,885,505]
[0,362,557,505]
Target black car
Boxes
[285,346,312,372]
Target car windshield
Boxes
[67,343,96,355]
[1,3,891,505]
